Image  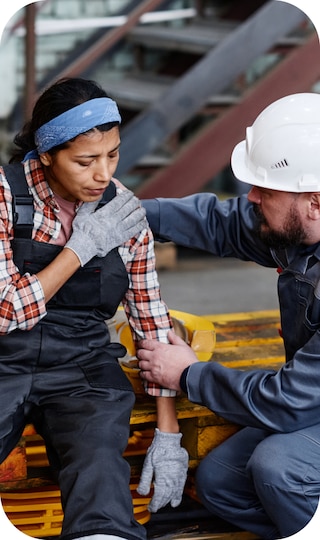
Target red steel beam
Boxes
[136,32,320,198]
[24,3,37,121]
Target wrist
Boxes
[64,236,96,267]
[154,428,182,441]
[180,366,190,394]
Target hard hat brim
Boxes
[231,140,259,188]
[231,139,293,192]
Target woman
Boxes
[0,78,188,540]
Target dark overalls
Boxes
[0,168,146,540]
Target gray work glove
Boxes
[137,428,189,512]
[65,190,147,266]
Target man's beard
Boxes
[253,203,307,249]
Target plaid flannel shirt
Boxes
[0,159,174,396]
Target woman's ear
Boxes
[39,152,52,167]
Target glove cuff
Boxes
[154,428,183,445]
[64,238,95,267]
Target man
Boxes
[137,93,320,539]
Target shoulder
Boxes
[0,165,13,201]
[111,177,127,194]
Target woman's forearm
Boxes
[156,396,180,433]
[37,247,81,302]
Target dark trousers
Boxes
[195,426,320,539]
[0,339,146,540]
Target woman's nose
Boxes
[93,162,110,182]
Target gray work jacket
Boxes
[144,193,320,433]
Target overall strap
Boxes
[2,163,34,239]
[97,180,116,206]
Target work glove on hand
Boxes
[137,428,189,512]
[65,190,147,266]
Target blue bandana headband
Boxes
[23,97,121,161]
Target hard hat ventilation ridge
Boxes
[271,159,289,170]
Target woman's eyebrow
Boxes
[74,144,121,158]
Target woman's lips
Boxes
[86,188,106,197]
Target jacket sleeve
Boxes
[186,329,320,433]
[143,193,276,267]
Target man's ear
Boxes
[308,193,320,220]
[39,152,52,167]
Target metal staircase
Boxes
[8,0,320,197]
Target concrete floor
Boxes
[157,252,279,316]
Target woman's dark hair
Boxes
[10,78,118,162]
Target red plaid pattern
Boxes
[0,161,174,396]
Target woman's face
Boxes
[39,126,120,202]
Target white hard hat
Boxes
[231,93,320,192]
